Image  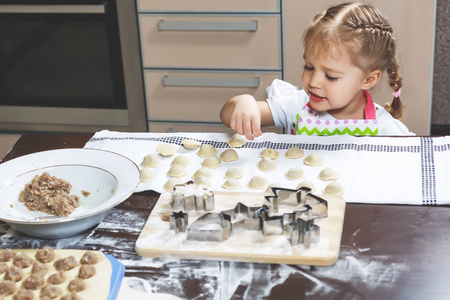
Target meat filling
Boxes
[19,172,80,216]
[12,253,33,269]
[54,256,77,272]
[35,247,55,263]
[0,280,16,296]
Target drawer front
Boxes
[149,122,283,134]
[144,70,281,122]
[139,15,281,70]
[137,0,280,13]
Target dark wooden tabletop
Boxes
[1,134,450,300]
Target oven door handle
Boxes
[0,3,106,14]
[162,76,260,88]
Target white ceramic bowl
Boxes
[0,148,140,239]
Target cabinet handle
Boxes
[0,4,105,14]
[158,20,258,32]
[163,76,260,88]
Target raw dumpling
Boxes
[167,165,187,178]
[141,154,162,168]
[197,144,218,157]
[260,148,279,160]
[248,175,270,190]
[318,167,340,180]
[156,143,178,157]
[265,183,282,195]
[296,180,316,193]
[192,167,214,179]
[227,134,247,148]
[164,178,183,191]
[182,139,201,150]
[304,153,324,166]
[285,167,306,180]
[222,178,243,190]
[140,168,155,183]
[194,175,212,187]
[219,149,239,162]
[224,166,244,179]
[285,146,305,159]
[171,155,191,167]
[202,156,222,169]
[323,182,344,195]
[257,157,277,172]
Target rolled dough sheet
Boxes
[0,249,111,300]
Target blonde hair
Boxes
[303,2,405,119]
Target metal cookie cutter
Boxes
[186,213,231,242]
[286,218,320,247]
[221,202,261,233]
[263,187,329,246]
[171,181,215,212]
[266,187,328,218]
[170,211,188,233]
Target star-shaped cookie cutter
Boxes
[221,202,261,233]
[262,187,328,246]
[169,211,188,233]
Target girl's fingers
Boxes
[252,122,263,138]
[243,117,255,140]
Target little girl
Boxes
[220,2,414,139]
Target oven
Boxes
[0,0,147,133]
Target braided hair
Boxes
[303,2,405,119]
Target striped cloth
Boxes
[85,130,450,205]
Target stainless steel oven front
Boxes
[0,0,147,133]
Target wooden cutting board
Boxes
[136,191,345,266]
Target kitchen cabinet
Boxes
[136,0,283,133]
[137,0,435,135]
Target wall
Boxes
[432,0,450,128]
[283,0,435,135]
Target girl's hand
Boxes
[229,94,263,140]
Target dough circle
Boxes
[227,134,247,148]
[248,175,270,190]
[285,167,306,180]
[219,149,239,162]
[167,165,187,178]
[257,157,277,172]
[171,156,191,168]
[156,143,178,157]
[295,180,316,193]
[192,167,214,179]
[222,179,243,190]
[194,175,212,187]
[285,146,305,159]
[323,182,344,195]
[197,144,218,157]
[141,154,162,168]
[182,139,201,150]
[318,167,340,181]
[224,167,244,179]
[260,148,279,160]
[304,153,324,166]
[202,156,222,169]
[140,168,156,183]
[164,178,184,191]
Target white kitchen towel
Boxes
[84,130,450,205]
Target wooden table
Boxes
[1,134,450,300]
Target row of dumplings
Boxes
[139,135,344,195]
